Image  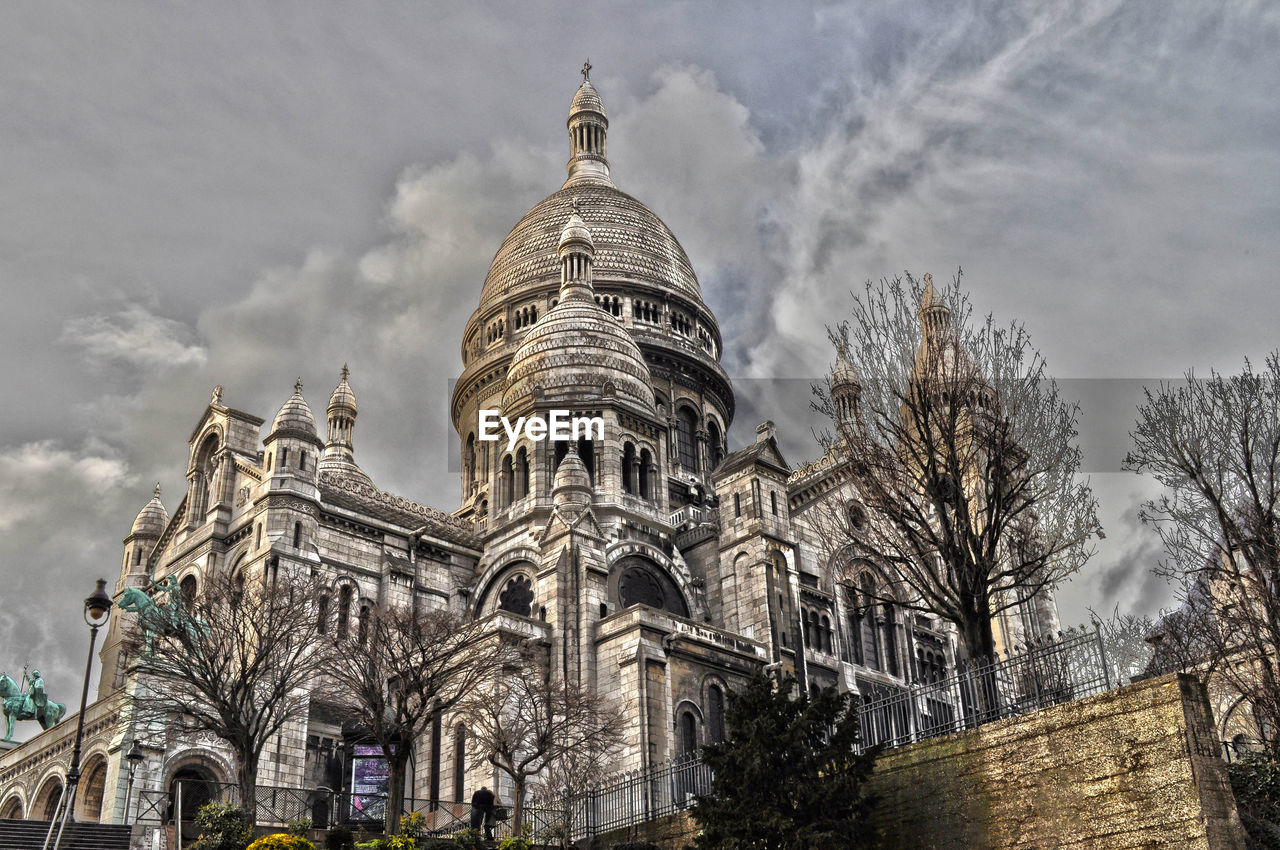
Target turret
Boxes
[318,366,373,486]
[265,379,323,486]
[122,484,167,582]
[564,61,613,187]
[831,346,861,442]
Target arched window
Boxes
[515,447,529,500]
[675,406,699,471]
[639,448,653,499]
[453,723,466,801]
[860,575,880,671]
[500,455,514,508]
[317,595,330,635]
[464,433,477,496]
[578,437,595,484]
[770,491,778,516]
[679,711,698,756]
[882,605,899,677]
[554,440,568,471]
[615,560,689,618]
[708,420,724,469]
[621,442,636,494]
[498,574,534,617]
[358,604,370,644]
[820,614,832,654]
[337,585,353,636]
[707,685,725,743]
[802,608,813,648]
[299,450,307,471]
[293,521,303,549]
[180,575,197,609]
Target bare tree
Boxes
[1088,605,1155,686]
[811,272,1099,659]
[126,567,332,814]
[1126,353,1280,752]
[325,603,505,836]
[457,649,625,834]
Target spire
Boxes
[558,205,596,302]
[564,62,613,188]
[270,379,318,437]
[326,366,358,456]
[918,273,951,339]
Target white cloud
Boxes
[62,304,207,372]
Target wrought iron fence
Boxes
[135,780,565,840]
[857,626,1113,751]
[576,751,712,838]
[575,627,1115,838]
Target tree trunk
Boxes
[236,753,258,824]
[512,777,527,834]
[385,748,411,837]
[959,598,999,723]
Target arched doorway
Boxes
[76,755,109,822]
[32,776,63,822]
[0,794,23,820]
[168,765,221,842]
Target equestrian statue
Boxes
[118,575,210,656]
[0,669,67,741]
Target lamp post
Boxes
[44,578,113,850]
[123,739,145,825]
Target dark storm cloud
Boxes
[0,0,1275,717]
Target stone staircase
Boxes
[0,818,133,850]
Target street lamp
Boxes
[44,579,113,850]
[123,740,146,825]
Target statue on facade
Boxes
[119,577,209,656]
[0,669,67,740]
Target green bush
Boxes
[1230,753,1280,849]
[452,828,483,850]
[495,836,530,850]
[419,841,462,850]
[188,803,254,850]
[287,818,313,837]
[247,836,316,850]
[324,826,356,850]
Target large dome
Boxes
[477,185,704,313]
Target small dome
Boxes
[130,485,168,537]
[552,449,592,510]
[832,347,860,388]
[919,273,949,318]
[271,380,318,436]
[558,209,594,254]
[328,365,357,415]
[503,217,654,413]
[569,80,606,120]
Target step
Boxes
[0,818,133,850]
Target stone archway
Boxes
[76,754,109,822]
[0,793,23,820]
[32,775,63,822]
[167,764,222,842]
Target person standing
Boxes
[470,785,495,839]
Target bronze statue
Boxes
[0,671,66,740]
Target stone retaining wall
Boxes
[588,673,1247,849]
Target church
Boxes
[0,66,1058,830]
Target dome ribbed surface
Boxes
[328,376,357,414]
[130,490,168,537]
[272,387,317,436]
[570,81,605,117]
[479,187,703,312]
[502,288,655,412]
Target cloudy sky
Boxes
[1,1,1276,720]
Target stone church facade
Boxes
[0,68,1057,827]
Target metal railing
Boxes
[575,627,1115,838]
[135,780,565,840]
[857,626,1112,751]
[577,751,712,838]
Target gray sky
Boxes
[1,1,1277,724]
